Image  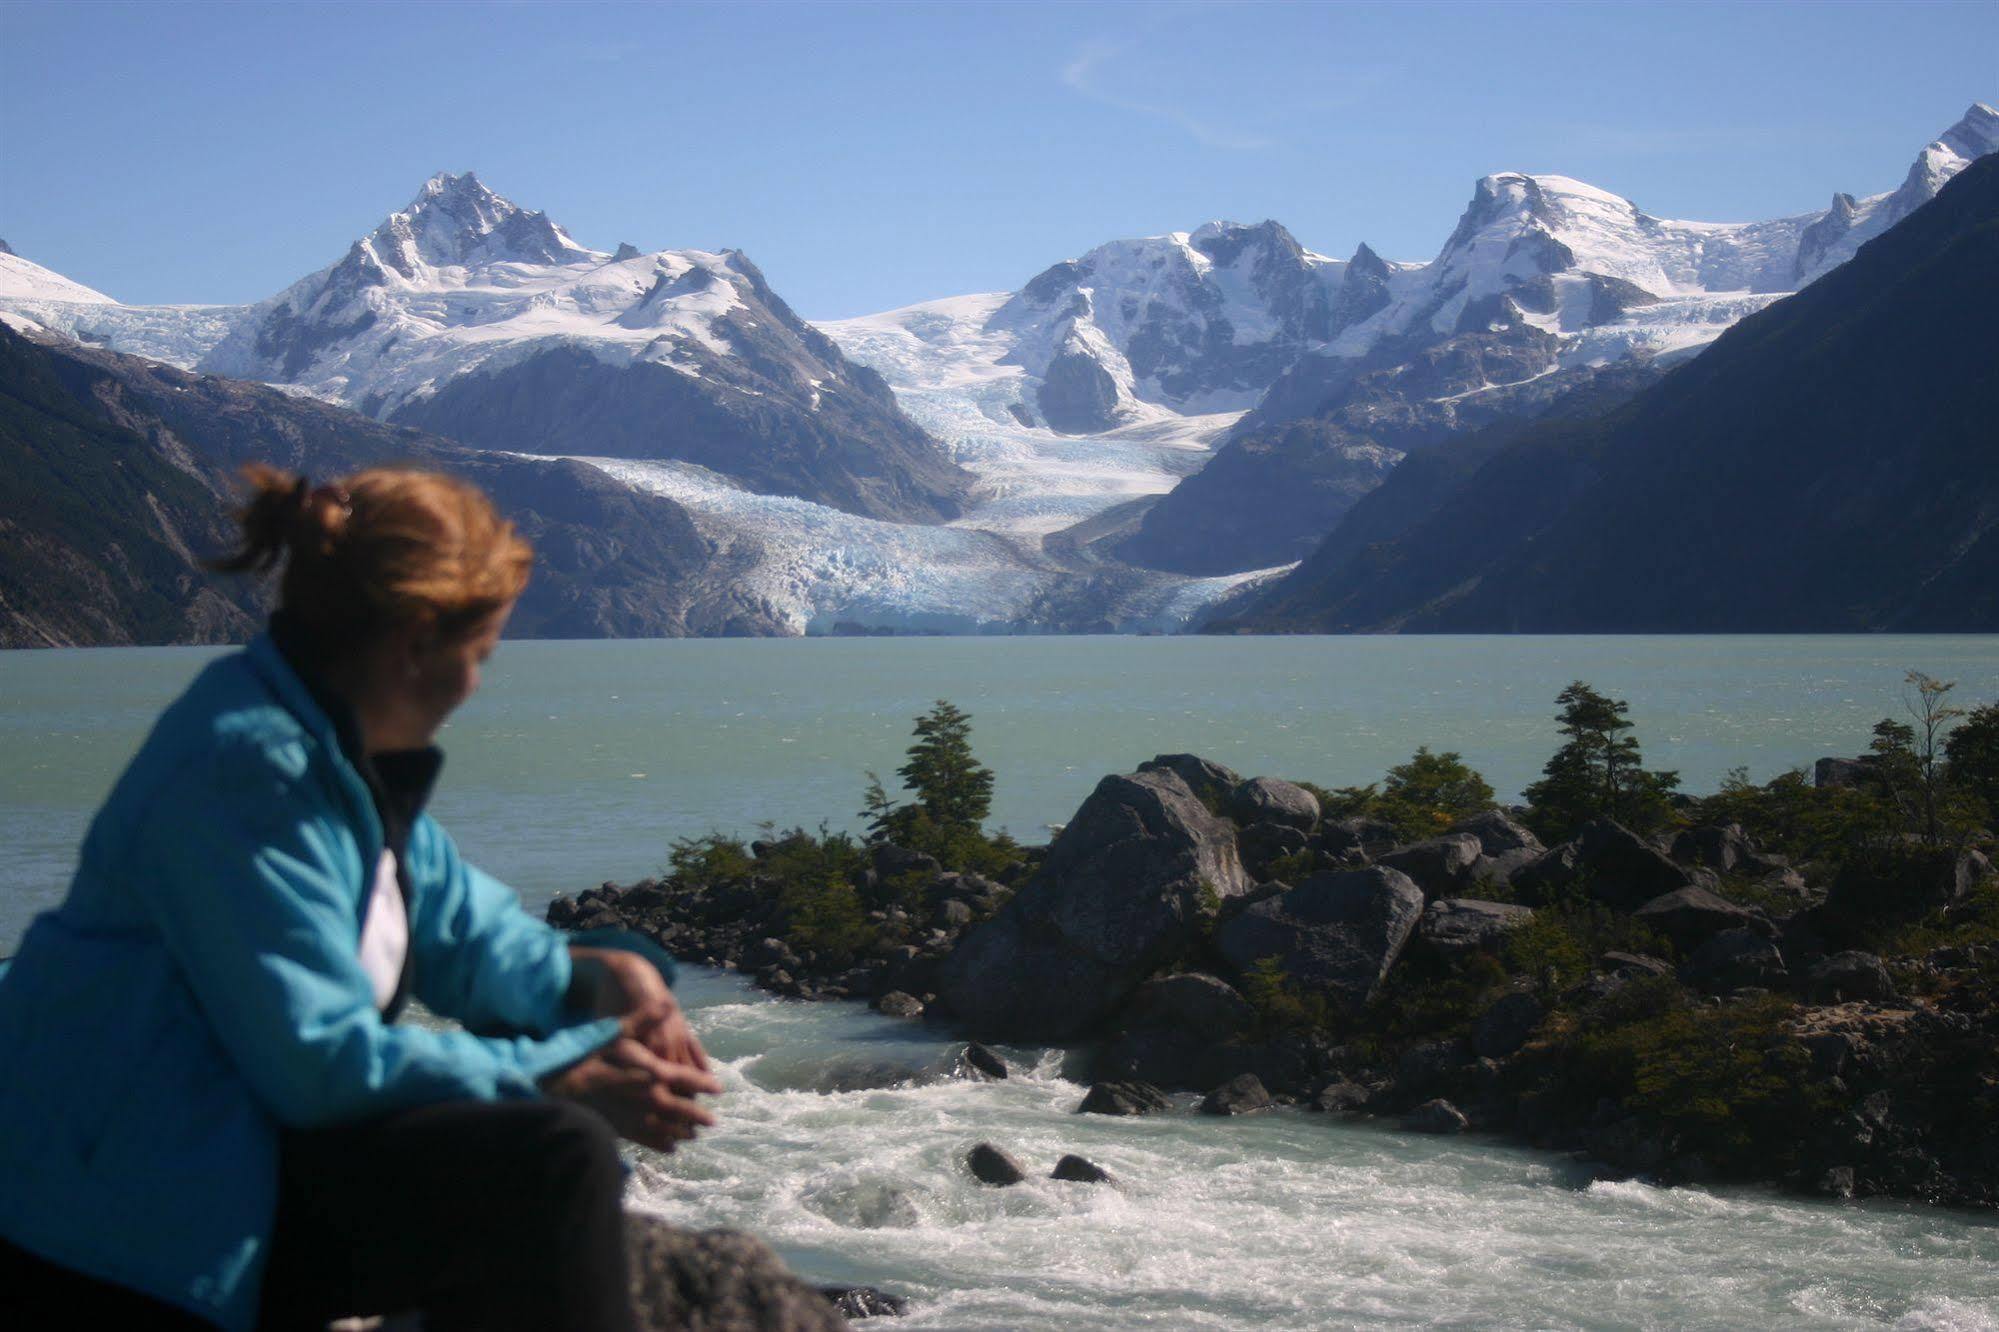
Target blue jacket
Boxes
[0,634,629,1330]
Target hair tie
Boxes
[309,484,352,517]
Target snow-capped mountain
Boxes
[1123,102,1999,574]
[195,172,974,523]
[0,245,114,304]
[0,245,246,367]
[983,220,1346,431]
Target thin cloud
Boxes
[1061,41,1273,152]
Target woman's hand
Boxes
[539,1010,723,1152]
[568,946,712,1072]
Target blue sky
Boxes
[3,0,1994,318]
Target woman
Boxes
[0,466,722,1331]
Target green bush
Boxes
[1241,955,1333,1034]
[1505,897,1671,996]
[1374,746,1497,841]
[1571,992,1818,1169]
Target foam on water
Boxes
[629,969,1999,1331]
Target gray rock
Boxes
[1039,348,1122,434]
[873,991,925,1019]
[1216,867,1425,1016]
[623,1212,848,1331]
[1473,991,1545,1058]
[1229,777,1321,832]
[1453,809,1544,857]
[872,843,942,882]
[966,1143,1027,1186]
[1601,950,1674,978]
[1509,841,1583,905]
[938,768,1251,1040]
[1421,898,1534,956]
[1467,847,1543,890]
[1239,821,1311,877]
[820,1285,907,1319]
[1137,753,1243,811]
[961,1043,1009,1080]
[1681,928,1787,993]
[931,899,974,931]
[1827,846,1988,922]
[1402,1099,1469,1134]
[1316,815,1402,858]
[1098,972,1256,1086]
[1633,887,1769,954]
[1199,1073,1274,1116]
[1050,1154,1114,1184]
[1817,1166,1858,1200]
[1310,1079,1372,1116]
[1077,1080,1171,1116]
[1396,1040,1471,1098]
[1575,819,1703,910]
[1379,834,1483,899]
[1805,951,1897,1004]
[1668,824,1757,873]
[1814,756,1877,789]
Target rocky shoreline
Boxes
[551,753,1999,1213]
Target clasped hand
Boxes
[541,947,722,1152]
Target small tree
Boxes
[1523,680,1679,840]
[1374,746,1496,840]
[861,701,1011,871]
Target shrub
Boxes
[1373,746,1496,841]
[1241,955,1333,1034]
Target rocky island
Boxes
[553,684,1999,1212]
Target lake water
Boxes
[4,635,1998,1327]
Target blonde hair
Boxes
[210,464,531,650]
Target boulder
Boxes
[624,1212,848,1331]
[1050,1154,1114,1184]
[1229,777,1321,832]
[1681,928,1787,993]
[872,991,924,1019]
[1396,1040,1471,1099]
[1575,820,1704,909]
[931,899,974,931]
[1239,821,1311,877]
[871,842,942,882]
[1076,1080,1170,1116]
[1508,841,1582,905]
[1310,1080,1372,1116]
[1097,973,1257,1087]
[1805,951,1897,1004]
[821,1286,907,1320]
[1315,815,1401,859]
[1378,834,1483,899]
[960,1043,1009,1080]
[1421,899,1534,957]
[1632,887,1769,954]
[1199,1073,1274,1116]
[1402,1099,1469,1134]
[937,769,1251,1040]
[1216,867,1425,1016]
[1473,991,1545,1059]
[966,1143,1027,1186]
[1600,951,1674,979]
[1814,756,1877,789]
[1454,810,1543,857]
[1137,753,1242,811]
[1667,824,1757,874]
[1467,847,1543,890]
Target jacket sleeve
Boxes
[132,735,622,1130]
[404,816,600,1037]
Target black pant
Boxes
[258,1097,639,1332]
[0,1098,639,1331]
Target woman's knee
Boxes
[535,1098,625,1193]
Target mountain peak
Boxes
[362,171,592,280]
[1939,101,1999,159]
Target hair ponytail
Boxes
[209,463,531,655]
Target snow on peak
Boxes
[0,250,117,304]
[353,170,598,286]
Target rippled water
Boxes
[639,969,1999,1331]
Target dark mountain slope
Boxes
[0,326,789,646]
[1221,155,1999,633]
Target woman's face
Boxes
[383,602,513,749]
